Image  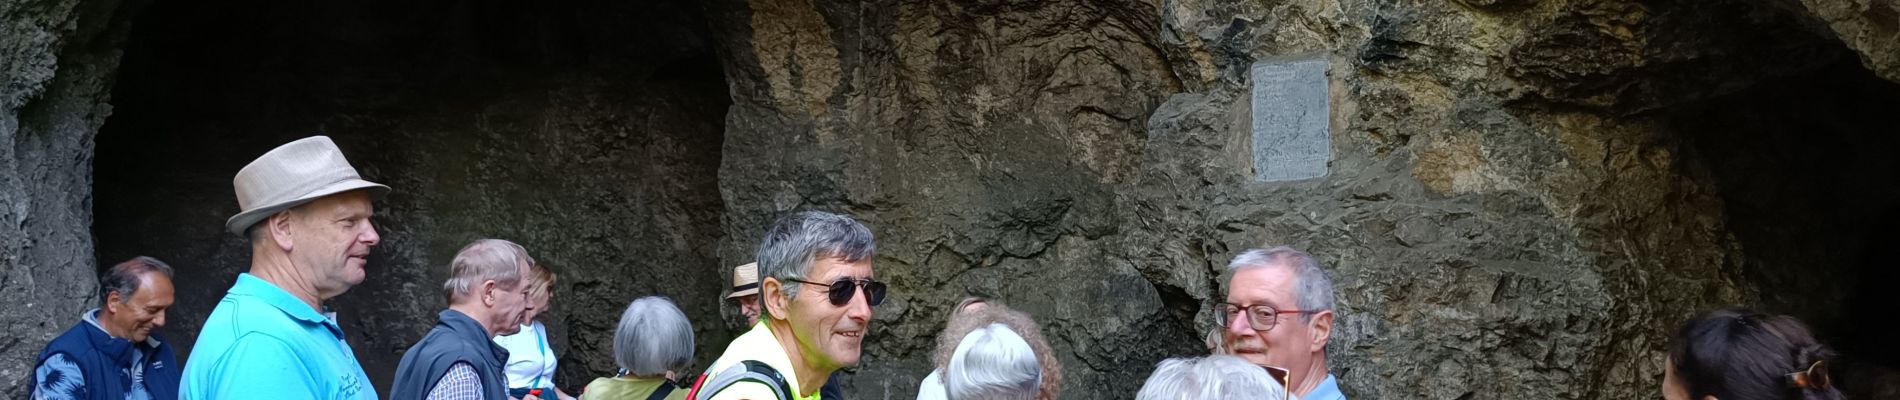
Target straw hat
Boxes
[728,262,760,299]
[225,136,389,236]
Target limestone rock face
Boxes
[0,0,138,395]
[1793,0,1900,82]
[706,0,1203,396]
[2,0,1898,397]
[706,0,1893,398]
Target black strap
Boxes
[648,380,679,400]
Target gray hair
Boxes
[1227,246,1335,322]
[1135,355,1286,400]
[614,296,695,377]
[442,239,533,303]
[946,323,1041,400]
[754,211,875,302]
[100,256,175,305]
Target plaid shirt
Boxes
[426,362,484,400]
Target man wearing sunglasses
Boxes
[692,211,884,400]
[1216,246,1346,400]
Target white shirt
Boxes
[492,320,557,389]
[915,369,946,400]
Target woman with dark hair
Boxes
[1665,308,1844,400]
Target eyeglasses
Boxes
[1786,360,1831,390]
[786,278,887,307]
[1213,302,1318,332]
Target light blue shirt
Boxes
[180,273,376,400]
[1304,374,1346,400]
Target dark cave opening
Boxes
[1670,55,1900,396]
[91,0,732,393]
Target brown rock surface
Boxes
[705,0,1900,398]
[1792,0,1900,82]
[0,0,1896,397]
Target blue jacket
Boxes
[390,309,511,400]
[33,309,180,400]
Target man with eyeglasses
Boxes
[1214,246,1346,400]
[690,211,884,400]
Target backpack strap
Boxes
[647,379,680,400]
[689,360,793,400]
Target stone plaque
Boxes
[1249,57,1331,182]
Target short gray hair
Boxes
[100,256,175,305]
[614,296,695,377]
[755,211,875,302]
[1135,355,1286,400]
[442,239,533,303]
[946,323,1041,400]
[1227,246,1335,321]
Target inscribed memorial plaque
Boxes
[1249,57,1331,182]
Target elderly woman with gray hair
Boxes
[581,296,695,400]
[1136,355,1288,400]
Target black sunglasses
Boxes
[786,277,887,307]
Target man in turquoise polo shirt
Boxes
[181,136,389,400]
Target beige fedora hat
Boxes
[225,136,390,236]
[727,262,760,299]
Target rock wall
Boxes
[707,0,1203,396]
[1792,0,1900,82]
[0,0,140,396]
[706,0,1899,398]
[91,0,730,393]
[0,0,1895,397]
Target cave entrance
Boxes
[91,0,732,393]
[1670,55,1900,395]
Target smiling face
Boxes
[782,257,875,371]
[737,295,761,326]
[1222,265,1321,390]
[287,190,380,299]
[102,273,174,342]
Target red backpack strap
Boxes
[685,370,712,400]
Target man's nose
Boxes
[361,219,381,246]
[1226,313,1254,336]
[845,287,873,322]
[152,311,166,328]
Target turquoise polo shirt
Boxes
[180,273,376,400]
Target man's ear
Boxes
[762,277,790,322]
[481,280,499,306]
[267,211,297,252]
[104,291,125,314]
[1308,310,1334,353]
